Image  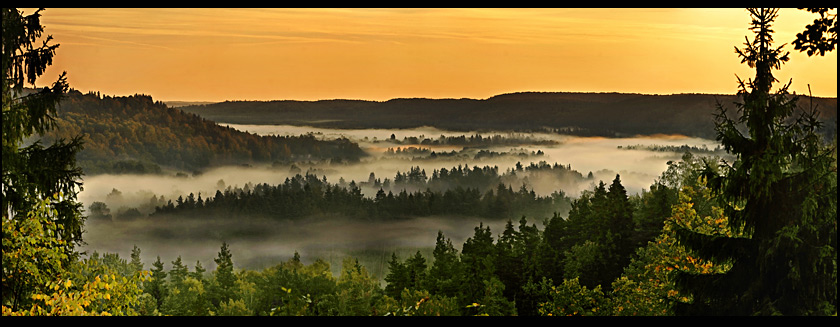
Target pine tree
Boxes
[210,242,236,307]
[384,253,408,299]
[404,251,428,291]
[459,223,496,308]
[426,231,461,298]
[191,261,206,284]
[675,8,837,315]
[169,256,188,287]
[146,256,169,309]
[130,245,143,273]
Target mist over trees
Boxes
[3,8,147,315]
[148,164,576,223]
[2,7,836,316]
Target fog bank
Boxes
[78,125,726,276]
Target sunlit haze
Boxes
[27,8,837,102]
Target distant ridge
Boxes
[165,100,219,107]
[180,92,837,140]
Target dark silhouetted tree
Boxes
[1,7,85,312]
[2,7,83,249]
[675,8,837,316]
[792,8,837,56]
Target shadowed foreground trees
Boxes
[674,8,837,315]
[2,8,148,315]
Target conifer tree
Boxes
[1,8,85,312]
[130,245,143,273]
[384,253,408,299]
[426,231,461,297]
[2,8,84,248]
[210,242,236,307]
[675,8,837,315]
[404,251,428,291]
[191,261,206,284]
[146,256,168,310]
[169,256,188,287]
[459,223,496,308]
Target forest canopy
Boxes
[36,89,367,175]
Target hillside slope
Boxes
[38,90,367,175]
[181,92,837,139]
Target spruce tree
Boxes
[147,256,169,310]
[459,223,496,308]
[675,8,837,315]
[169,256,188,287]
[130,245,143,273]
[210,242,236,307]
[384,252,408,299]
[426,231,461,298]
[2,8,84,248]
[1,8,86,312]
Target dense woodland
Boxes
[145,163,577,222]
[3,8,837,316]
[15,154,751,316]
[36,90,367,174]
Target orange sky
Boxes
[26,8,838,102]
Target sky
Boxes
[25,8,838,102]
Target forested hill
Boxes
[180,92,838,139]
[37,90,367,175]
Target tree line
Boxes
[147,164,576,222]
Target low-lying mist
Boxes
[78,124,726,275]
[83,214,508,279]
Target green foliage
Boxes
[208,242,236,308]
[472,277,516,316]
[378,289,460,316]
[608,181,733,316]
[145,256,168,310]
[383,253,408,299]
[161,277,211,316]
[458,223,497,309]
[168,256,188,287]
[528,277,606,316]
[216,298,250,316]
[1,10,112,315]
[562,240,606,286]
[2,7,84,258]
[130,245,143,273]
[425,231,462,298]
[3,218,150,316]
[675,8,837,316]
[2,196,71,312]
[245,255,337,316]
[553,175,637,291]
[324,258,381,316]
[383,251,427,301]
